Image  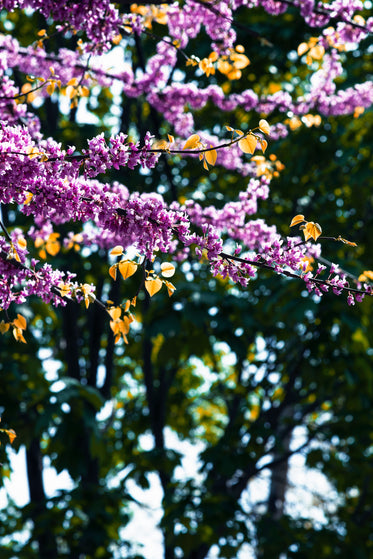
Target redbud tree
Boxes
[0,1,373,558]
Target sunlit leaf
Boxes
[183,134,201,149]
[238,135,257,154]
[17,237,27,250]
[290,215,305,227]
[13,327,26,343]
[259,119,271,135]
[110,245,124,257]
[205,147,217,166]
[297,42,309,56]
[118,260,137,280]
[303,221,322,241]
[164,280,176,297]
[13,314,26,330]
[145,278,163,297]
[161,262,175,278]
[108,307,121,320]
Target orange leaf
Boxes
[145,278,163,297]
[161,262,175,278]
[7,429,16,444]
[259,119,271,135]
[118,260,137,280]
[108,307,121,320]
[303,221,322,242]
[205,147,217,166]
[290,214,305,227]
[183,134,201,150]
[14,314,27,330]
[238,135,257,154]
[110,245,124,257]
[109,264,117,281]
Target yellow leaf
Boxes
[46,82,55,96]
[230,52,250,69]
[39,248,47,260]
[359,270,373,282]
[108,307,121,320]
[118,260,137,280]
[145,278,163,297]
[259,119,271,135]
[37,29,46,36]
[225,125,234,132]
[183,134,201,149]
[58,282,71,297]
[152,139,169,150]
[205,147,217,166]
[124,299,131,312]
[67,77,79,86]
[24,192,33,205]
[238,135,257,154]
[260,139,268,153]
[0,321,10,334]
[7,429,16,444]
[202,158,209,171]
[164,280,176,297]
[161,262,175,278]
[303,222,322,242]
[109,264,117,281]
[13,327,26,343]
[17,237,27,250]
[290,214,305,227]
[297,42,309,56]
[110,245,124,257]
[14,314,27,330]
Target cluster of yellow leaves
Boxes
[290,214,322,242]
[252,153,284,179]
[285,113,322,131]
[0,417,16,446]
[297,37,325,64]
[65,233,84,252]
[109,246,176,298]
[151,134,175,151]
[130,3,169,28]
[107,299,136,344]
[358,270,373,283]
[109,246,139,281]
[182,134,217,170]
[145,263,176,297]
[35,232,61,259]
[188,45,250,81]
[57,282,96,308]
[62,77,90,109]
[20,67,61,105]
[227,119,270,153]
[0,313,27,343]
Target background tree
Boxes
[1,1,373,559]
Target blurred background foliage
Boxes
[0,2,373,559]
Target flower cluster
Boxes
[0,0,372,324]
